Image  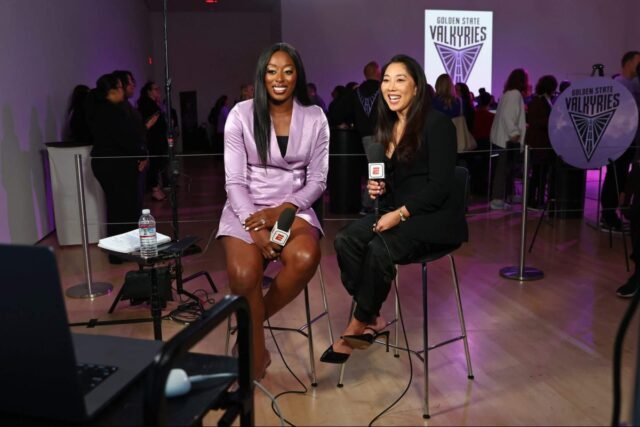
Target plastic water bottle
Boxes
[138,209,158,259]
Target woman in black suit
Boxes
[321,54,465,363]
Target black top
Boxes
[68,106,93,144]
[138,97,168,155]
[276,135,288,159]
[329,79,381,137]
[86,95,146,159]
[379,110,468,245]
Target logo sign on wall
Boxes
[549,77,638,169]
[424,10,492,93]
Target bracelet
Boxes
[398,210,407,222]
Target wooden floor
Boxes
[42,155,640,426]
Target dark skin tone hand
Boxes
[245,202,298,260]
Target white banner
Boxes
[424,10,493,94]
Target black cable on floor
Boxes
[611,288,640,426]
[367,230,414,426]
[265,315,308,427]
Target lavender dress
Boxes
[216,99,330,243]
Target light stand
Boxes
[160,0,217,305]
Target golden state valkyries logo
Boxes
[565,86,620,161]
[425,10,493,93]
[429,17,487,84]
[549,77,638,169]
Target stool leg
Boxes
[422,262,430,419]
[337,300,356,387]
[317,264,335,343]
[394,267,400,358]
[449,256,474,379]
[304,286,318,386]
[224,315,232,355]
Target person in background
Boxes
[138,81,168,201]
[456,82,475,132]
[235,83,254,105]
[469,90,495,196]
[489,68,529,210]
[208,95,230,154]
[601,51,640,231]
[87,74,147,264]
[64,84,92,143]
[330,60,382,213]
[327,85,347,127]
[346,81,359,91]
[320,54,463,364]
[216,43,329,380]
[432,74,461,118]
[307,82,327,112]
[525,75,558,210]
[617,160,640,297]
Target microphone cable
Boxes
[264,312,309,427]
[611,286,640,426]
[366,229,414,426]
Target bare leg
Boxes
[263,219,321,318]
[221,236,270,379]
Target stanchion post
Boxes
[499,146,544,281]
[65,154,113,299]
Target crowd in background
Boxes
[64,50,640,295]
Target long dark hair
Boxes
[67,85,90,114]
[504,68,529,94]
[375,54,430,163]
[253,42,311,165]
[95,73,121,100]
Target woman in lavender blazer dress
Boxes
[216,43,329,379]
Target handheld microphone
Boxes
[366,143,386,218]
[270,208,296,247]
[165,368,237,398]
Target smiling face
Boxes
[264,50,297,104]
[381,62,417,116]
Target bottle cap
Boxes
[142,209,150,215]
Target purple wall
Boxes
[0,0,151,243]
[149,11,277,127]
[282,0,636,102]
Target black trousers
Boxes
[601,146,634,224]
[92,157,141,237]
[334,213,430,323]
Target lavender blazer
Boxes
[216,99,330,243]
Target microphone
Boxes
[270,208,296,247]
[366,143,386,218]
[165,368,236,398]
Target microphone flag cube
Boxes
[368,163,385,180]
[270,227,290,247]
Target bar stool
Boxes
[225,199,334,386]
[337,166,474,418]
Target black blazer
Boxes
[381,109,468,245]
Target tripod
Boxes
[69,0,218,340]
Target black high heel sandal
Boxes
[342,327,390,351]
[320,344,351,364]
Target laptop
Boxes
[0,244,163,422]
